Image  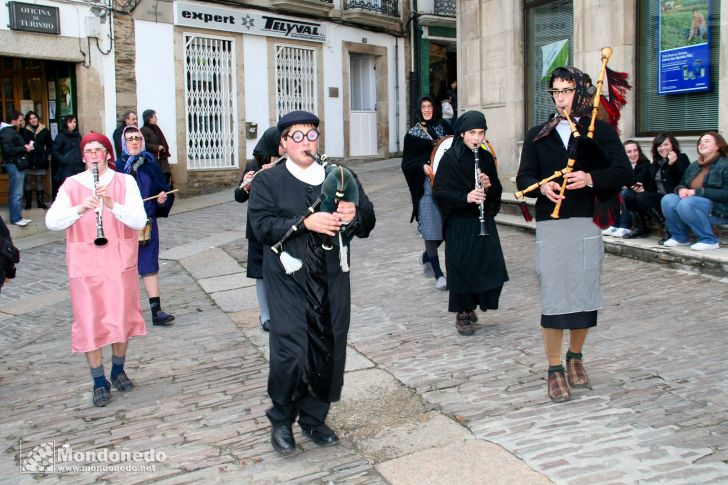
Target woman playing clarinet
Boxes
[516,66,632,403]
[401,95,453,290]
[433,111,508,336]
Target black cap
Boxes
[277,110,320,133]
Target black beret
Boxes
[277,110,320,133]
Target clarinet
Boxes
[92,162,108,247]
[473,147,490,238]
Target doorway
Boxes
[349,54,377,157]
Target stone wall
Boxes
[112,4,137,123]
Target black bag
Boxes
[11,155,29,171]
[0,236,20,265]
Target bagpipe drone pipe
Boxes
[271,151,360,274]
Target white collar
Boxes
[286,159,325,185]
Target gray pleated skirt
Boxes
[418,180,443,241]
[535,218,603,328]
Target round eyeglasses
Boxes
[287,130,319,143]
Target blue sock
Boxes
[91,365,110,391]
[110,355,125,380]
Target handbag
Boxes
[11,155,29,171]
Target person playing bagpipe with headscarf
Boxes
[516,66,632,403]
[432,111,509,337]
[117,126,175,327]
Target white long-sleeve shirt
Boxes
[45,169,148,231]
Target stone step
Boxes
[496,195,728,279]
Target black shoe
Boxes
[111,371,135,391]
[37,191,49,209]
[24,191,32,210]
[152,311,175,326]
[271,423,296,454]
[260,316,270,332]
[301,423,339,447]
[92,386,111,407]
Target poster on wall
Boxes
[658,0,710,94]
[541,40,569,81]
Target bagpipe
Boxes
[514,47,626,228]
[271,151,360,275]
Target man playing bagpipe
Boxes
[247,111,375,454]
[516,64,632,403]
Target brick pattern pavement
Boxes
[1,161,727,483]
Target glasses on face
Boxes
[548,87,576,97]
[287,130,319,143]
[83,148,107,157]
[125,136,143,142]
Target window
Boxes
[637,0,720,134]
[524,0,573,128]
[184,34,237,170]
[275,45,317,119]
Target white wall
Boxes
[243,35,270,160]
[135,20,177,164]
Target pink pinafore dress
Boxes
[63,174,146,352]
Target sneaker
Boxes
[111,371,135,391]
[13,219,29,227]
[435,276,447,291]
[663,238,689,247]
[92,386,112,407]
[690,242,720,251]
[601,226,617,236]
[613,228,631,238]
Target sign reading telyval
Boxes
[8,1,60,35]
[174,1,326,42]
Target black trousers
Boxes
[266,393,330,427]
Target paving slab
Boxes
[208,285,259,313]
[179,247,245,279]
[197,272,255,294]
[159,230,244,261]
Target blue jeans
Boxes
[661,194,728,244]
[617,188,633,228]
[5,163,26,224]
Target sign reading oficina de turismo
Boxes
[174,1,326,42]
[658,0,711,95]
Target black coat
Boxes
[248,162,375,404]
[433,146,508,294]
[22,124,52,170]
[647,153,690,194]
[516,117,633,222]
[401,121,453,222]
[0,215,18,291]
[235,158,264,279]
[51,130,83,173]
[0,126,27,164]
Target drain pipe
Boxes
[395,36,400,152]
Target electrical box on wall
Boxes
[85,16,102,38]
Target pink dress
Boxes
[63,175,146,352]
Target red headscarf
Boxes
[80,131,115,170]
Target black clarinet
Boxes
[473,147,490,238]
[92,162,108,247]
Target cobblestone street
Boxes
[1,159,727,484]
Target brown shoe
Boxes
[566,358,589,387]
[469,311,478,323]
[547,371,571,402]
[455,312,474,336]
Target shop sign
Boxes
[175,1,326,42]
[8,1,60,35]
[658,0,711,94]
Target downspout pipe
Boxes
[395,37,400,152]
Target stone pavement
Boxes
[1,158,727,484]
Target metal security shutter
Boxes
[637,0,720,135]
[525,0,573,128]
[275,45,317,120]
[184,34,238,170]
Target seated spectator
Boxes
[603,140,651,237]
[661,132,728,251]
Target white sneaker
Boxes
[601,226,617,236]
[613,228,631,238]
[435,276,447,291]
[13,219,29,227]
[663,238,689,247]
[690,242,719,251]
